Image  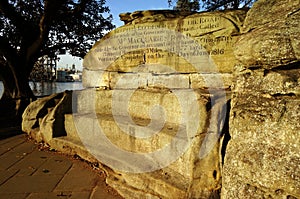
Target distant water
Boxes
[0,81,83,99]
[0,81,3,99]
[29,81,84,97]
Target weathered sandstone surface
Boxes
[22,0,300,198]
[222,0,300,198]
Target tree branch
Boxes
[207,0,238,11]
[0,36,20,68]
[243,0,254,7]
[39,42,81,57]
[26,0,64,69]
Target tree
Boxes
[173,0,200,12]
[0,0,114,121]
[169,0,256,11]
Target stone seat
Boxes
[48,112,219,198]
[65,113,190,153]
[22,87,226,198]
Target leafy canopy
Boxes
[0,0,114,60]
[168,0,256,11]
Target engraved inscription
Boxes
[94,14,240,73]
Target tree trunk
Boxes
[0,60,36,126]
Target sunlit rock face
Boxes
[83,9,246,79]
[78,8,245,199]
[22,0,300,198]
[222,0,300,198]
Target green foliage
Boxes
[0,0,114,60]
[168,0,256,11]
[173,0,200,12]
[0,0,115,107]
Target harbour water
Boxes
[0,81,83,98]
[0,82,3,99]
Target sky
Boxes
[57,0,171,70]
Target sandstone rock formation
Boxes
[222,0,300,198]
[74,8,245,199]
[22,91,72,142]
[234,0,299,68]
[22,0,300,198]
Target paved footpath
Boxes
[0,134,123,199]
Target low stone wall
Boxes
[22,0,300,198]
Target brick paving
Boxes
[0,134,123,199]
